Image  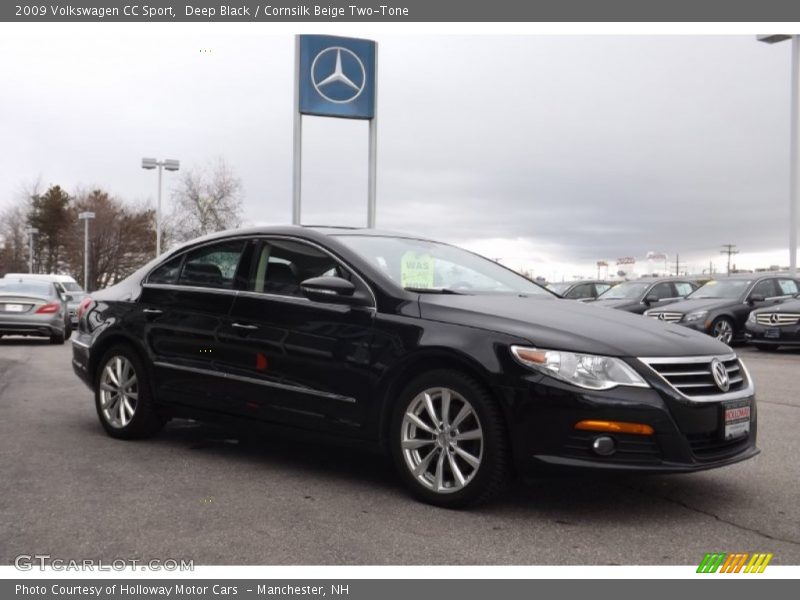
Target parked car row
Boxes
[563,274,800,349]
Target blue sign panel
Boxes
[298,35,376,120]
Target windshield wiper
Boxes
[404,287,464,295]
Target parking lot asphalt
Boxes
[0,338,798,566]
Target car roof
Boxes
[3,273,77,283]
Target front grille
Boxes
[647,312,683,323]
[564,431,661,464]
[686,431,750,461]
[639,355,747,399]
[755,313,800,326]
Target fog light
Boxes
[592,436,616,456]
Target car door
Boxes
[222,237,375,434]
[139,238,250,413]
[738,278,781,329]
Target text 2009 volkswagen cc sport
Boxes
[71,227,758,507]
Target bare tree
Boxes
[63,189,156,290]
[0,202,30,274]
[169,158,243,242]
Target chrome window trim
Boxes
[153,361,357,404]
[637,354,754,403]
[250,234,378,310]
[142,233,378,310]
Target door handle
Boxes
[143,308,163,315]
[232,322,258,331]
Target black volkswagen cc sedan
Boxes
[71,227,758,507]
[745,295,800,350]
[589,278,697,314]
[645,275,800,345]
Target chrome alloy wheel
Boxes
[400,387,484,494]
[99,356,139,429]
[713,319,734,345]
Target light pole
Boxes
[78,212,95,291]
[141,157,180,257]
[26,227,38,273]
[758,34,799,276]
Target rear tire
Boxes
[390,369,510,508]
[94,344,165,439]
[49,330,65,345]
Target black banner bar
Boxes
[4,0,800,22]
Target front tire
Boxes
[390,369,509,508]
[710,317,735,345]
[94,344,165,439]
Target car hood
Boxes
[652,298,737,313]
[752,299,800,313]
[419,294,731,357]
[588,298,639,309]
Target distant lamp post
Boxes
[26,227,38,273]
[78,212,95,291]
[758,34,798,276]
[141,157,180,257]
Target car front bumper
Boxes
[499,371,758,474]
[745,322,800,346]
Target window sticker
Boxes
[401,251,435,289]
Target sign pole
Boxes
[367,45,378,228]
[292,35,302,225]
[790,35,799,276]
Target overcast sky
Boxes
[0,30,793,279]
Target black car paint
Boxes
[745,297,800,348]
[71,226,758,474]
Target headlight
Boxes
[510,346,649,391]
[684,310,708,322]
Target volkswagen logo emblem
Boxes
[770,313,779,325]
[710,358,730,392]
[311,47,366,104]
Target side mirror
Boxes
[644,294,659,305]
[748,293,766,305]
[299,276,371,307]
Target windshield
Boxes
[0,280,54,296]
[598,281,650,300]
[335,235,551,295]
[546,282,572,294]
[688,279,751,299]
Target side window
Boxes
[251,239,344,297]
[178,241,245,289]
[649,282,673,300]
[594,283,611,296]
[148,254,183,285]
[674,282,694,297]
[778,279,799,296]
[568,284,594,299]
[750,279,778,298]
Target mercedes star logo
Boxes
[710,358,730,392]
[658,313,666,321]
[311,46,366,104]
[770,313,779,325]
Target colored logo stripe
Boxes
[697,552,773,573]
